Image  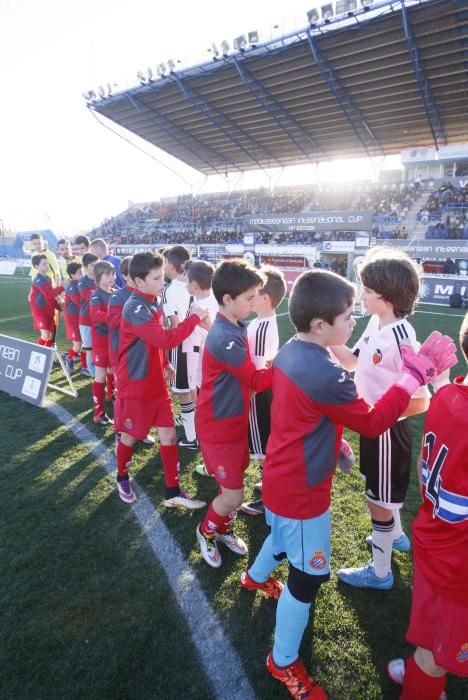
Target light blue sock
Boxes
[273,583,311,667]
[248,534,280,583]
[87,353,95,378]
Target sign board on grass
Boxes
[0,334,54,407]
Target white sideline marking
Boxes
[45,400,256,700]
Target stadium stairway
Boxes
[402,191,428,239]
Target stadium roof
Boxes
[87,0,468,177]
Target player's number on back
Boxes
[423,431,449,512]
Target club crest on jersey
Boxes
[217,465,226,479]
[456,643,468,663]
[123,418,133,430]
[310,550,327,570]
[373,349,383,365]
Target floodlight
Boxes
[88,90,97,100]
[167,59,176,72]
[307,8,320,25]
[221,39,230,54]
[81,91,91,101]
[98,85,106,98]
[234,35,248,51]
[147,67,154,82]
[211,43,220,57]
[321,3,334,21]
[248,31,259,45]
[106,82,114,96]
[157,63,167,76]
[137,70,146,84]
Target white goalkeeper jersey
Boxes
[353,314,429,406]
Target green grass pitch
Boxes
[1,273,466,699]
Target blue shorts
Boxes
[79,324,92,350]
[265,507,331,576]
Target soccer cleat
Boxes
[94,413,114,426]
[337,562,394,590]
[240,500,264,516]
[387,659,447,700]
[366,532,411,553]
[80,367,91,377]
[254,481,263,493]
[178,437,199,450]
[267,652,328,699]
[163,491,206,510]
[141,434,155,446]
[240,569,284,599]
[196,525,222,568]
[117,477,136,504]
[215,530,248,556]
[195,463,212,477]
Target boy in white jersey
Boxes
[241,267,286,516]
[331,248,432,590]
[162,245,197,449]
[183,261,219,397]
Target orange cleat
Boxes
[240,570,284,600]
[266,652,328,699]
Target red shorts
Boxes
[200,439,250,490]
[91,347,110,368]
[65,320,81,342]
[114,395,174,439]
[33,314,55,332]
[406,559,468,676]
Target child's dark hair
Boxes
[187,260,214,290]
[120,256,132,278]
[359,247,420,318]
[74,234,90,248]
[289,270,355,332]
[212,259,265,304]
[94,261,115,285]
[32,254,47,268]
[30,233,42,242]
[460,312,468,362]
[67,262,82,278]
[129,252,163,282]
[259,266,287,309]
[82,253,98,268]
[163,245,191,273]
[56,238,67,246]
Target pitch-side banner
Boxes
[419,275,467,305]
[243,211,373,233]
[0,334,54,406]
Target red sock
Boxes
[117,441,133,478]
[401,655,446,700]
[80,351,87,368]
[92,380,105,418]
[44,339,54,347]
[217,511,235,534]
[37,337,45,346]
[105,371,115,400]
[200,503,229,536]
[160,444,180,488]
[69,348,78,360]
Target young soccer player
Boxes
[78,253,98,379]
[241,266,286,516]
[239,270,456,700]
[113,252,209,506]
[63,262,88,373]
[29,254,64,346]
[331,248,430,590]
[183,260,219,400]
[387,312,468,700]
[195,259,274,568]
[162,245,197,449]
[89,261,116,425]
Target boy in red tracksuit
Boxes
[63,262,88,373]
[29,254,64,347]
[195,259,273,569]
[78,253,98,378]
[90,261,116,425]
[113,252,209,507]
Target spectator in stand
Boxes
[443,258,457,275]
[89,237,124,288]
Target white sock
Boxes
[392,509,403,540]
[371,517,394,578]
[180,401,196,442]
